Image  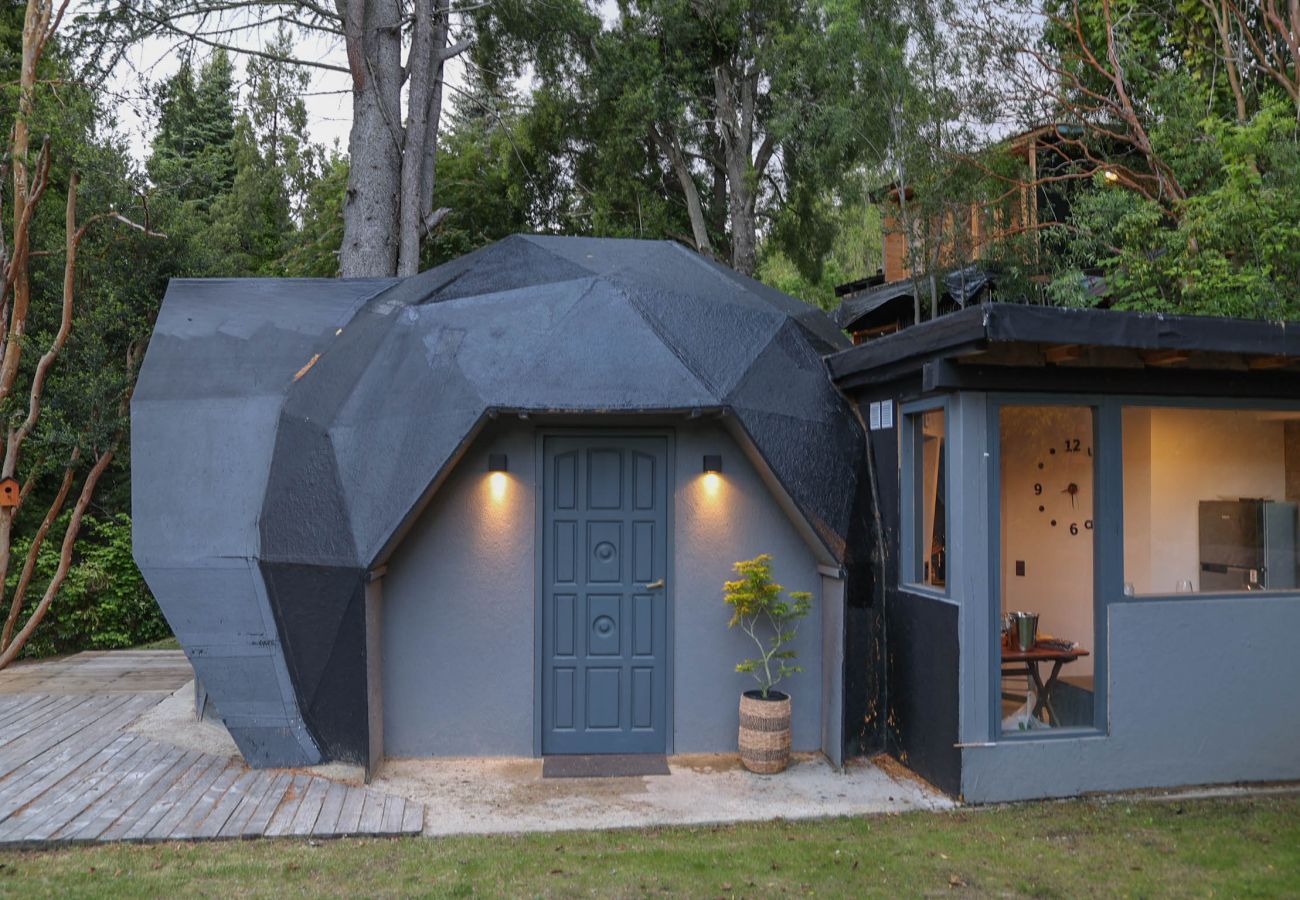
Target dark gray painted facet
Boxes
[131,397,283,564]
[134,236,863,769]
[260,416,358,565]
[133,277,390,768]
[132,278,394,403]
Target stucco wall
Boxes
[381,418,826,758]
[673,420,824,753]
[381,421,537,757]
[962,594,1300,802]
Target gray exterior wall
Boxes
[673,420,824,753]
[133,278,393,766]
[381,418,826,758]
[818,573,846,767]
[962,595,1300,801]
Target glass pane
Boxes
[914,409,946,588]
[1123,407,1300,594]
[999,405,1095,732]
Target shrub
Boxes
[8,513,171,659]
[723,553,812,698]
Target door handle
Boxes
[645,578,665,590]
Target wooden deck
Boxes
[0,650,195,695]
[0,689,423,846]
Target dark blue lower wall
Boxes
[887,590,960,795]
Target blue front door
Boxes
[542,435,669,754]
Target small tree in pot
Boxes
[724,554,812,774]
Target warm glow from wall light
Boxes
[489,471,508,501]
[702,472,722,496]
[1103,170,1119,182]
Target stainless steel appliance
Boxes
[1199,499,1298,591]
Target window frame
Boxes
[900,397,951,597]
[986,394,1111,743]
[984,392,1300,743]
[1117,398,1300,601]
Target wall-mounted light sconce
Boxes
[487,453,509,501]
[702,455,722,474]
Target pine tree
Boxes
[147,50,237,207]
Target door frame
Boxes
[532,427,677,756]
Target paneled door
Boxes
[541,435,669,754]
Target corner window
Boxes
[998,404,1096,733]
[908,408,947,589]
[1123,407,1300,595]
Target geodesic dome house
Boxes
[132,235,869,773]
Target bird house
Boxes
[0,478,18,507]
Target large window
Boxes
[999,405,1096,732]
[908,408,947,589]
[1123,407,1300,595]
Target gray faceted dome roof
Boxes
[262,235,860,568]
[132,235,865,767]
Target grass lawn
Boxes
[1,794,1296,897]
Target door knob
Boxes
[645,578,665,590]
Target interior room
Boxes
[1123,407,1300,595]
[999,404,1096,732]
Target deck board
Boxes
[335,785,367,835]
[16,736,152,842]
[0,690,420,846]
[61,744,186,842]
[213,769,274,839]
[239,771,293,838]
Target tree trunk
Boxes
[396,0,435,277]
[726,159,757,276]
[338,0,403,277]
[651,125,713,257]
[712,62,769,277]
[419,0,452,230]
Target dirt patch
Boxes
[868,752,945,796]
[368,750,952,837]
[127,680,241,759]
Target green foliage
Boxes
[472,0,890,278]
[723,554,812,698]
[1043,92,1300,319]
[758,188,882,310]
[147,50,238,206]
[146,37,327,278]
[10,515,170,659]
[278,152,349,277]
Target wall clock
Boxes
[1034,436,1094,536]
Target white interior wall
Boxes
[1000,405,1095,677]
[1123,408,1289,593]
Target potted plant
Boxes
[724,553,812,774]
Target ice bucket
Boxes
[1008,611,1039,651]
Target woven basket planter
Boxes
[738,690,792,774]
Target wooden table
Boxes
[1001,643,1090,726]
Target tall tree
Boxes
[945,0,1300,316]
[77,0,470,276]
[147,50,237,206]
[482,0,891,277]
[0,0,161,667]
